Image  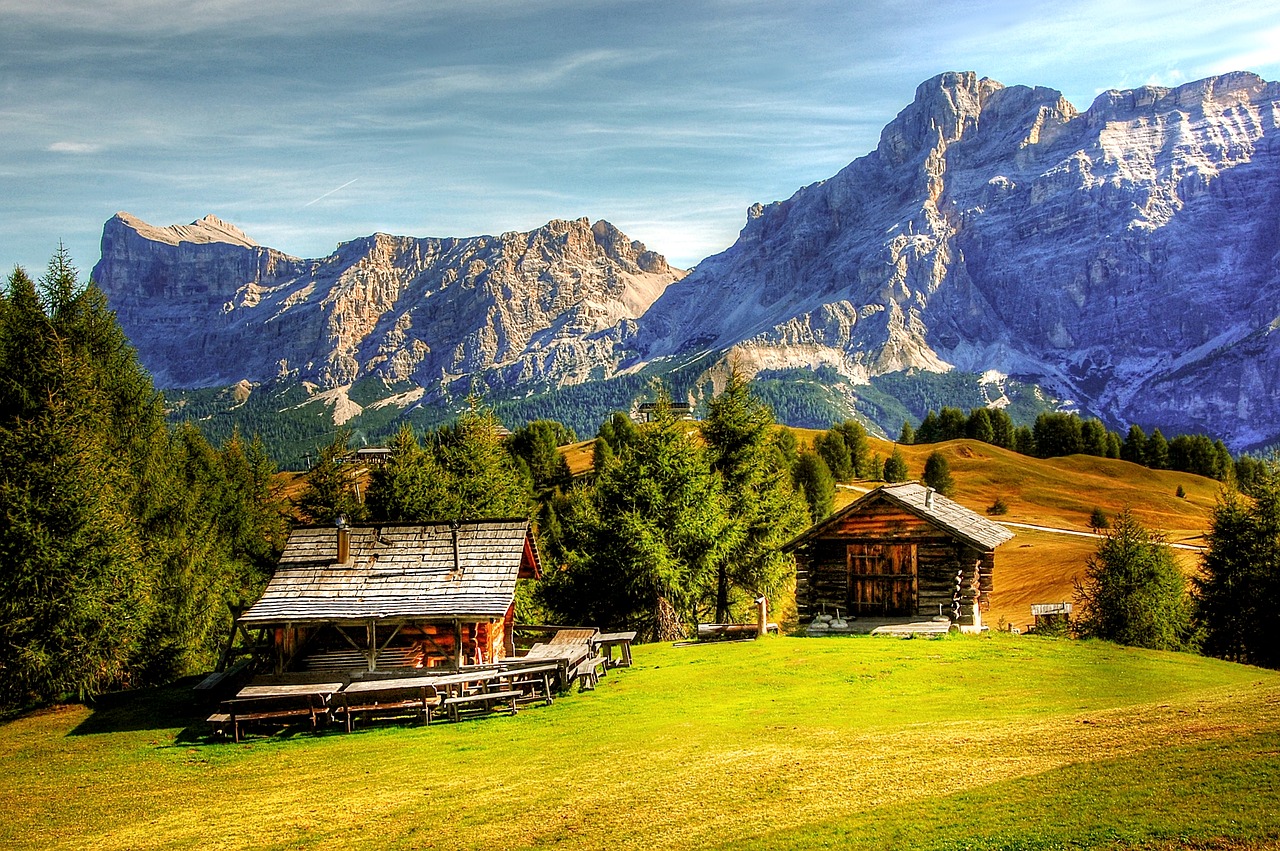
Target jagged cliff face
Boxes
[625,71,1280,448]
[95,71,1280,450]
[94,215,684,391]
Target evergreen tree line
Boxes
[783,418,916,522]
[1073,463,1280,670]
[540,377,811,639]
[302,376,811,641]
[907,406,1238,482]
[0,256,289,711]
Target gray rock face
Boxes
[624,71,1280,449]
[95,70,1280,449]
[94,214,684,392]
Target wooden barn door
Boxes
[846,543,917,616]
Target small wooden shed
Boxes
[239,519,541,672]
[784,482,1014,631]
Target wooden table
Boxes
[335,677,441,731]
[236,682,345,699]
[593,631,636,669]
[220,682,345,742]
[523,643,591,690]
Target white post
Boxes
[755,596,768,638]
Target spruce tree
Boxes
[1195,473,1280,667]
[793,451,835,523]
[899,420,915,445]
[702,371,808,623]
[922,451,955,497]
[1074,509,1192,651]
[883,448,909,483]
[0,261,153,705]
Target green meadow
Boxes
[4,634,1279,850]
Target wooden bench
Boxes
[333,682,440,732]
[571,654,608,691]
[440,689,522,722]
[219,692,332,743]
[499,663,559,706]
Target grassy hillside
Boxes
[294,429,1217,631]
[3,636,1277,850]
[788,433,1218,631]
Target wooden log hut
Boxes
[238,519,541,673]
[784,482,1014,632]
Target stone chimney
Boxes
[925,487,935,509]
[336,514,350,564]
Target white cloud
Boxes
[47,141,101,154]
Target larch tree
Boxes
[702,370,808,624]
[1195,472,1280,668]
[1073,509,1192,651]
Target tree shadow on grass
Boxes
[68,676,209,741]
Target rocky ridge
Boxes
[94,215,685,393]
[621,71,1280,449]
[95,71,1280,450]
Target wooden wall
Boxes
[272,618,508,671]
[795,497,994,623]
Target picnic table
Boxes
[421,669,524,721]
[216,681,344,742]
[592,631,636,670]
[334,676,441,732]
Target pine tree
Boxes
[1121,425,1148,465]
[702,371,808,623]
[915,411,940,444]
[1195,473,1280,668]
[966,408,994,444]
[814,429,855,482]
[1013,426,1036,456]
[1080,419,1109,456]
[1074,509,1192,651]
[883,447,909,483]
[1146,428,1170,469]
[507,420,575,492]
[297,431,367,524]
[543,394,730,639]
[989,408,1015,449]
[365,424,451,521]
[922,451,955,497]
[435,402,532,519]
[830,420,870,478]
[793,451,835,523]
[899,420,915,445]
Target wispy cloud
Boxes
[47,141,101,154]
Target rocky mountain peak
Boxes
[877,71,1005,165]
[109,211,260,248]
[96,212,685,391]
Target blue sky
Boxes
[2,0,1277,274]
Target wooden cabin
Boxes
[238,519,541,673]
[784,482,1014,632]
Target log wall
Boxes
[795,499,994,622]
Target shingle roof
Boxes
[785,482,1015,552]
[239,520,535,625]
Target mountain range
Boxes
[93,70,1280,459]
